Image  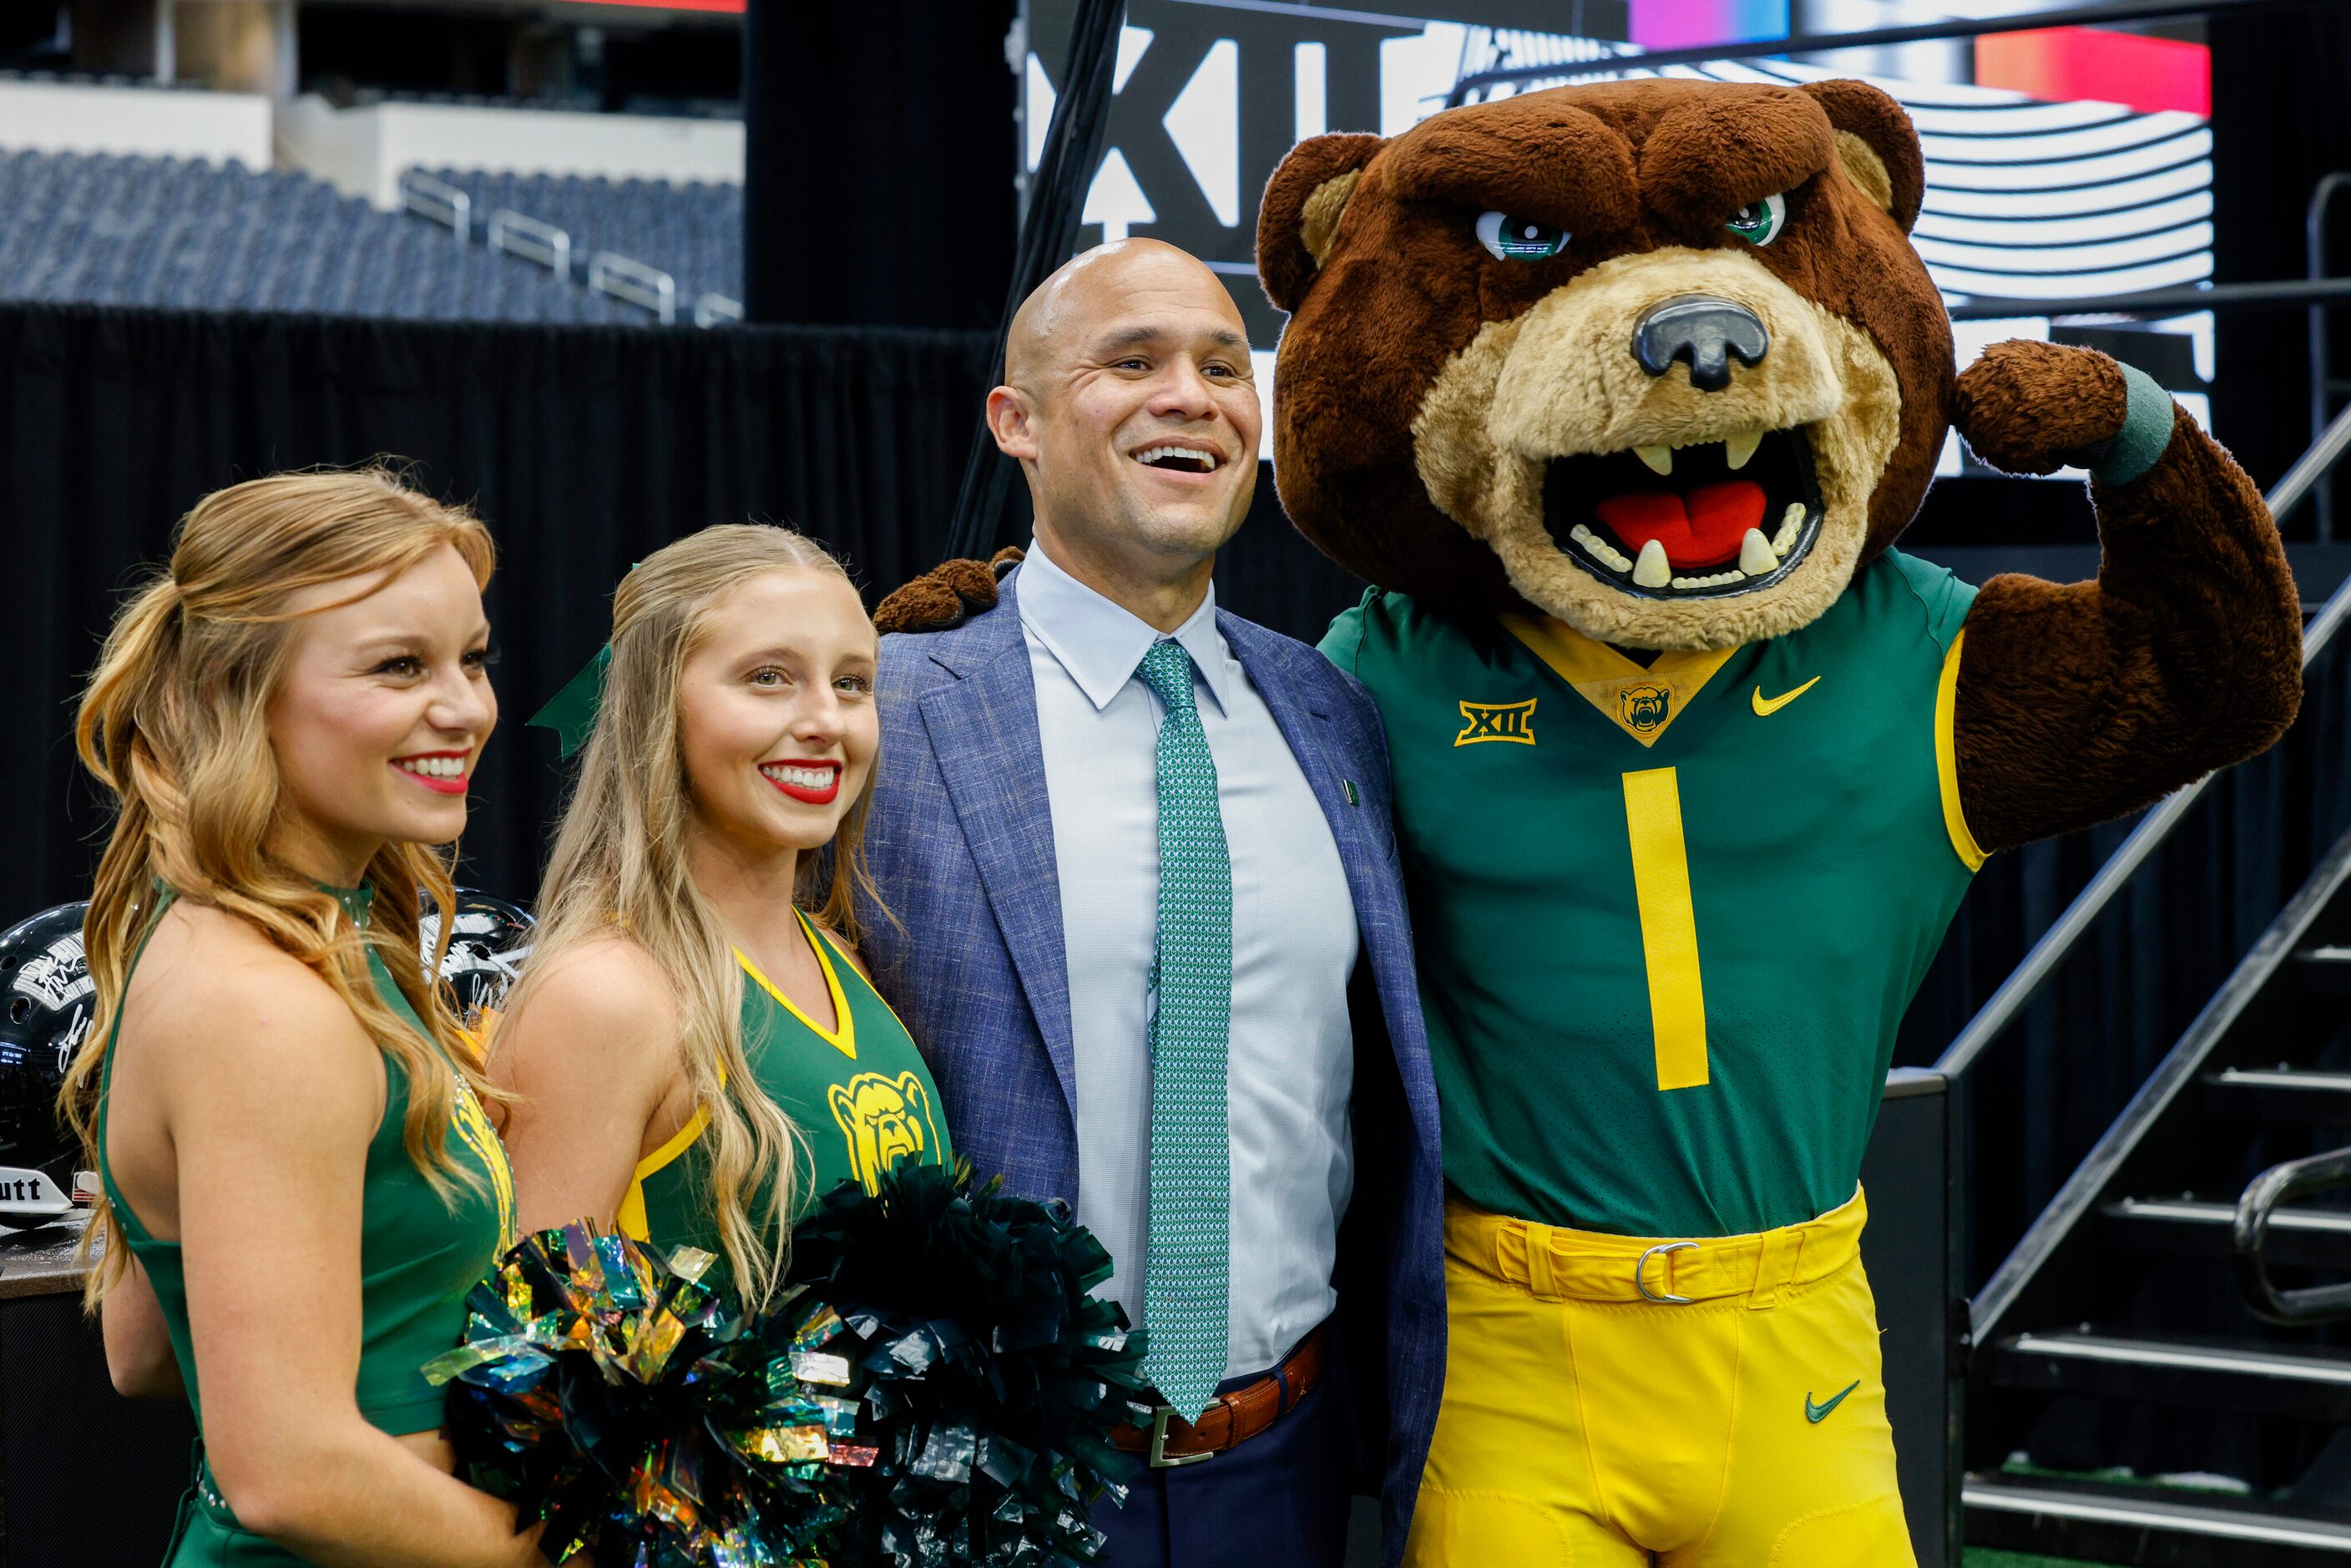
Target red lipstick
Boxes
[392,751,471,797]
[760,759,842,806]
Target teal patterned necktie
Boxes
[1135,639,1232,1420]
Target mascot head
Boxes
[1258,77,1949,651]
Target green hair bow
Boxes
[530,564,640,760]
[527,643,610,760]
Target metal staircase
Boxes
[1948,392,2351,1564]
[1962,825,2351,1563]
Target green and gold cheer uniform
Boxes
[99,885,515,1565]
[617,910,952,1262]
[1323,549,1979,1241]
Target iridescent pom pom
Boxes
[426,1223,858,1565]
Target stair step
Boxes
[2104,1196,2351,1267]
[2299,948,2351,997]
[1966,1473,2351,1565]
[2205,1066,2351,1127]
[1990,1330,2351,1421]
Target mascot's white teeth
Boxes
[1568,524,1633,574]
[1772,503,1805,556]
[1633,539,1671,588]
[1135,445,1219,473]
[1625,432,1768,474]
[1739,529,1779,574]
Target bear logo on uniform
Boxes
[827,1070,940,1193]
[1621,685,1672,733]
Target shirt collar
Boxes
[1017,535,1234,715]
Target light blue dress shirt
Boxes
[1018,536,1359,1380]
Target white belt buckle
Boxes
[1636,1241,1698,1304]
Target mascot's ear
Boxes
[1801,79,1924,232]
[1257,132,1385,313]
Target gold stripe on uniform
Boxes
[616,1102,712,1242]
[1621,766,1710,1090]
[1934,629,1989,873]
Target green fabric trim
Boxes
[527,642,610,759]
[2091,362,2177,488]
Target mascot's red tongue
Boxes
[1595,480,1767,568]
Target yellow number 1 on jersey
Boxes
[1621,766,1710,1090]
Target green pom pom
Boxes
[791,1161,1155,1568]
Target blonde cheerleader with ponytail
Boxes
[64,469,568,1567]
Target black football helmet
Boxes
[0,903,96,1230]
[422,889,534,1028]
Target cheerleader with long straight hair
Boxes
[492,524,951,1308]
[63,469,564,1566]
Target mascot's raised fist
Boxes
[1954,339,2136,478]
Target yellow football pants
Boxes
[1405,1189,1915,1567]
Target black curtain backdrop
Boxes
[7,296,2351,1306]
[742,0,1018,328]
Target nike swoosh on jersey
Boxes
[1806,1379,1862,1424]
[1752,675,1823,716]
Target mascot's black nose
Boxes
[1633,295,1770,392]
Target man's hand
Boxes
[873,547,1025,635]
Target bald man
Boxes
[856,240,1445,1568]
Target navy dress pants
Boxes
[1092,1348,1356,1568]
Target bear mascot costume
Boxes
[1251,76,2302,1566]
[876,73,2304,1568]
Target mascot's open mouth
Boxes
[1544,425,1823,599]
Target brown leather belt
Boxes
[1114,1326,1328,1468]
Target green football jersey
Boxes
[1323,550,1980,1239]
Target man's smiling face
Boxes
[993,239,1262,569]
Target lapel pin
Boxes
[1342,779,1359,807]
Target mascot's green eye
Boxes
[1476,210,1570,260]
[1726,193,1787,245]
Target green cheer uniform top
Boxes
[98,884,515,1564]
[617,909,952,1263]
[1322,550,1981,1241]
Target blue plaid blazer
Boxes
[858,572,1444,1565]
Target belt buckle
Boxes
[1147,1405,1215,1469]
[1636,1240,1698,1304]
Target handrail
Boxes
[1935,392,2351,1080]
[486,209,570,279]
[2234,1146,2351,1323]
[1446,0,2312,104]
[398,171,471,242]
[589,252,676,326]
